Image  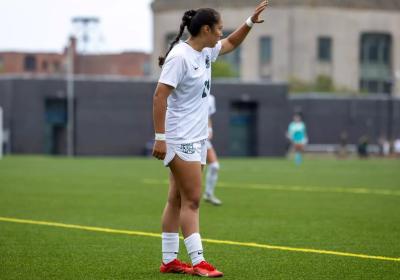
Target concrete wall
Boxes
[152,0,400,12]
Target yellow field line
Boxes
[142,179,400,197]
[1,216,399,263]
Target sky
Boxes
[0,0,153,53]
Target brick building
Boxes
[0,37,150,77]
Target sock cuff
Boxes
[162,232,179,239]
[184,232,200,242]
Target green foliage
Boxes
[289,77,312,93]
[211,60,238,78]
[289,75,356,94]
[314,75,334,92]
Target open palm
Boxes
[251,0,269,24]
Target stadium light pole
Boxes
[66,40,75,157]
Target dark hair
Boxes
[294,112,303,120]
[158,8,221,67]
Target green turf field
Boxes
[0,156,399,279]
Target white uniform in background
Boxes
[208,94,216,116]
[158,41,222,166]
[204,93,222,205]
[394,139,400,155]
[206,94,216,149]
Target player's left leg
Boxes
[294,144,304,165]
[160,173,192,274]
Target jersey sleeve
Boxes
[288,123,294,139]
[210,41,222,62]
[208,95,216,116]
[158,54,186,88]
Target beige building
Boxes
[151,0,400,96]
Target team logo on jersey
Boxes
[180,143,195,154]
[202,80,210,98]
[205,55,210,69]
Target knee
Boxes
[168,192,181,208]
[184,197,200,211]
[208,162,220,173]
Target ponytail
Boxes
[158,10,197,67]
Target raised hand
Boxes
[251,0,269,24]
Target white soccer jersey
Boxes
[159,41,222,144]
[394,139,400,153]
[208,94,216,116]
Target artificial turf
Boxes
[0,156,399,279]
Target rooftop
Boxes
[152,0,400,12]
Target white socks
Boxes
[205,162,219,196]
[184,233,205,266]
[162,232,179,264]
[162,232,205,265]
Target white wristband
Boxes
[155,133,166,141]
[245,17,254,28]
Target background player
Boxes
[204,94,222,206]
[287,113,308,165]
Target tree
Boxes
[212,60,238,78]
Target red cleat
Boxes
[193,261,223,278]
[160,259,193,274]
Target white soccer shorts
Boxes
[164,140,207,167]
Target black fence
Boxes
[0,76,398,157]
[290,94,400,146]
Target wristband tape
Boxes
[245,17,254,28]
[155,133,166,141]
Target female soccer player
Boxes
[287,113,308,165]
[204,94,222,206]
[152,1,269,277]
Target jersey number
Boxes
[202,80,210,98]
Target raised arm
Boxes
[152,83,173,160]
[220,0,269,56]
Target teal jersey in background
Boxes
[288,122,307,144]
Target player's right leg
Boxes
[160,172,192,274]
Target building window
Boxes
[359,33,392,94]
[24,55,37,71]
[0,57,4,72]
[53,61,60,72]
[360,33,391,64]
[42,61,48,71]
[318,37,332,62]
[165,33,176,52]
[143,61,150,76]
[260,37,272,64]
[165,32,188,53]
[217,30,241,77]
